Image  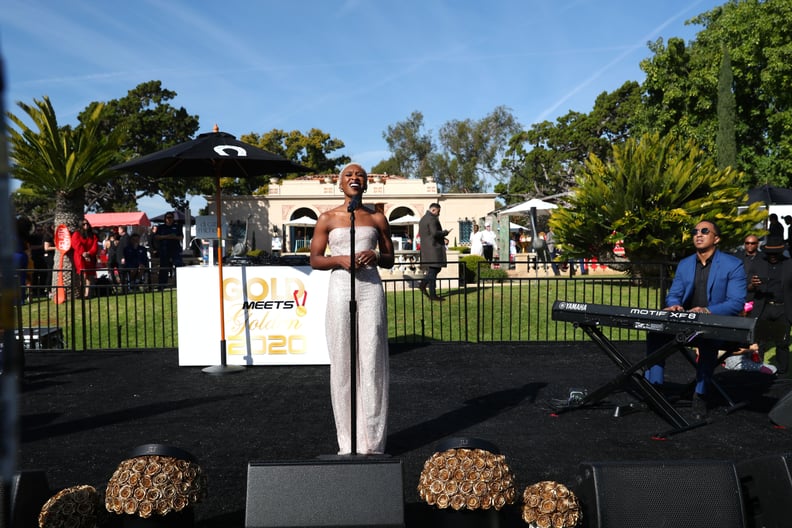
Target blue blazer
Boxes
[666,249,746,316]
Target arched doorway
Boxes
[285,208,318,252]
[388,207,419,250]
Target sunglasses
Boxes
[689,227,715,235]
[744,241,759,245]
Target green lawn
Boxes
[19,278,666,349]
[385,278,665,343]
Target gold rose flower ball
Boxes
[105,455,207,518]
[417,448,516,511]
[521,480,581,528]
[38,484,105,528]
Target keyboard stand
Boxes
[679,347,748,414]
[554,322,697,433]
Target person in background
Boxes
[14,216,33,303]
[152,212,183,290]
[469,223,483,257]
[29,223,49,297]
[768,213,784,239]
[106,233,123,288]
[519,228,531,254]
[480,222,497,263]
[418,203,450,301]
[721,234,778,374]
[509,231,518,269]
[747,235,792,374]
[123,233,150,290]
[783,215,792,250]
[644,220,745,419]
[71,218,98,299]
[116,225,130,268]
[740,234,762,303]
[309,162,394,455]
[271,231,283,259]
[42,223,55,295]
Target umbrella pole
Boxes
[203,172,244,375]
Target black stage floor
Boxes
[14,341,792,527]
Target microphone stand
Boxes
[348,200,359,456]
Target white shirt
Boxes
[481,228,497,247]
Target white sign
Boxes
[177,266,330,366]
[195,215,228,239]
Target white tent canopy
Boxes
[284,215,317,227]
[501,198,558,215]
[390,214,421,225]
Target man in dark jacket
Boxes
[747,235,792,374]
[418,203,449,301]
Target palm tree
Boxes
[7,96,124,292]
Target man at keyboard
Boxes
[645,220,746,419]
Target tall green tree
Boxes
[8,96,124,279]
[434,105,520,192]
[639,0,792,187]
[549,133,766,268]
[716,43,737,169]
[370,157,401,176]
[382,111,434,179]
[215,128,339,195]
[242,128,342,181]
[80,81,200,211]
[502,81,641,201]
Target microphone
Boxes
[347,193,362,212]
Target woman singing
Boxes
[310,163,395,455]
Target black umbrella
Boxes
[747,184,792,205]
[111,127,311,374]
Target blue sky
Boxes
[1,0,723,216]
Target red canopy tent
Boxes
[84,212,151,228]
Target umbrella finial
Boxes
[213,123,219,133]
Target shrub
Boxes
[479,267,509,282]
[459,255,488,283]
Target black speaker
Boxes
[0,470,51,528]
[769,391,792,427]
[245,457,404,527]
[737,453,792,528]
[576,460,746,528]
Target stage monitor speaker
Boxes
[576,460,746,528]
[245,457,404,528]
[737,453,792,528]
[0,470,51,528]
[769,391,792,427]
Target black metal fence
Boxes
[13,267,179,351]
[11,261,673,351]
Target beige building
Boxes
[211,173,499,258]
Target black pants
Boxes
[482,245,494,262]
[759,304,790,373]
[422,267,441,296]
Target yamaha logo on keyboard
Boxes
[558,302,587,311]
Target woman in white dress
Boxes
[310,163,395,455]
[470,223,484,256]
